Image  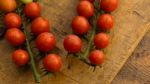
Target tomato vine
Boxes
[64,0,118,66]
[0,0,118,83]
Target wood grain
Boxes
[112,30,150,84]
[0,0,149,84]
[111,0,150,83]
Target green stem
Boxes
[82,6,99,60]
[82,24,96,59]
[23,27,41,84]
[16,1,41,83]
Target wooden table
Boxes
[112,30,150,84]
[0,0,150,84]
[112,0,150,83]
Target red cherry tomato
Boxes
[31,17,50,35]
[43,54,62,72]
[35,32,56,52]
[0,0,16,12]
[77,1,94,18]
[81,0,95,3]
[6,28,26,46]
[63,34,82,53]
[4,13,22,28]
[94,33,109,48]
[12,49,29,66]
[100,0,118,12]
[89,50,104,65]
[24,2,41,19]
[72,16,90,35]
[97,14,114,31]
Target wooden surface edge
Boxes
[109,23,150,84]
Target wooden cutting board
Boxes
[112,0,150,83]
[0,0,149,84]
[112,31,150,84]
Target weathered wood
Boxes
[112,30,150,84]
[112,1,150,83]
[0,0,149,84]
[112,0,150,84]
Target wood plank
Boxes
[0,0,149,84]
[111,1,150,83]
[112,30,150,84]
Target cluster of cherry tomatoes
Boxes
[0,0,118,76]
[0,0,62,73]
[63,0,118,65]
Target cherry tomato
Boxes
[6,28,26,46]
[21,0,33,4]
[77,1,94,18]
[43,54,62,72]
[94,33,109,48]
[0,0,16,12]
[89,50,104,65]
[24,2,41,19]
[31,17,50,35]
[4,13,22,28]
[72,16,90,35]
[35,32,56,52]
[100,0,118,12]
[63,34,82,53]
[12,49,29,66]
[97,14,114,31]
[81,0,95,3]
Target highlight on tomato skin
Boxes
[89,50,105,65]
[35,32,56,52]
[43,54,62,72]
[77,0,94,18]
[12,49,29,66]
[97,14,114,31]
[100,0,119,12]
[24,2,41,19]
[94,33,109,49]
[0,0,17,12]
[6,28,26,46]
[72,16,90,35]
[4,13,22,29]
[31,17,50,35]
[63,34,82,53]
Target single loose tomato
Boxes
[100,0,118,12]
[77,1,94,18]
[72,16,90,35]
[89,50,104,65]
[63,34,82,53]
[0,0,16,12]
[43,54,62,72]
[35,32,56,52]
[97,14,114,31]
[6,28,26,46]
[94,33,109,48]
[31,17,50,35]
[81,0,95,3]
[24,2,41,19]
[4,13,22,28]
[12,49,29,66]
